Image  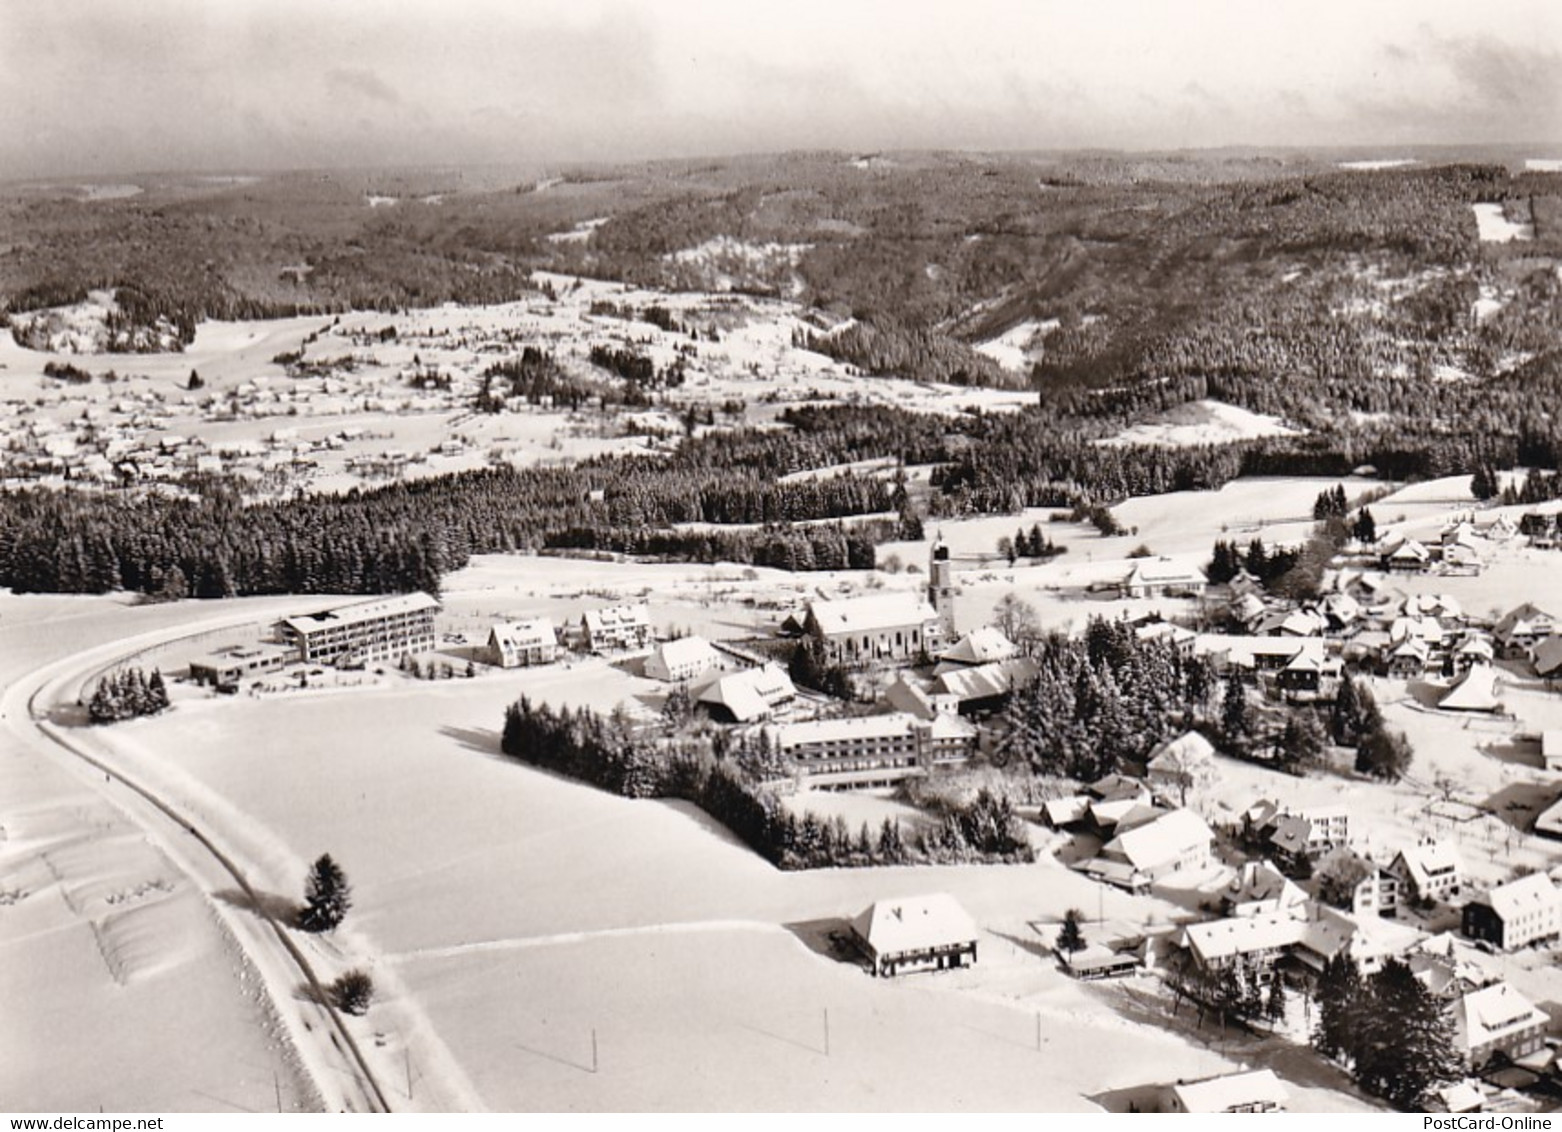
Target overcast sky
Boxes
[3,0,1559,178]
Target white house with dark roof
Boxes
[1220,860,1308,918]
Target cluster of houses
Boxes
[0,349,473,489]
[1206,559,1562,714]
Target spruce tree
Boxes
[1312,954,1362,1062]
[299,854,352,932]
[1057,908,1086,954]
[1221,674,1250,747]
[1352,959,1460,1110]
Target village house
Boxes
[1058,942,1143,981]
[1463,874,1562,951]
[274,591,440,667]
[644,636,723,683]
[1164,1070,1288,1115]
[1276,649,1342,700]
[1380,537,1432,573]
[1384,637,1431,679]
[1181,901,1421,988]
[1081,807,1216,891]
[580,603,654,652]
[1250,802,1349,873]
[1316,847,1399,918]
[850,893,979,978]
[1144,730,1217,804]
[1410,932,1503,1000]
[1451,982,1551,1071]
[1453,635,1495,672]
[1132,620,1198,657]
[803,590,942,668]
[1533,636,1562,680]
[1220,860,1309,918]
[1494,603,1557,659]
[928,656,1037,716]
[481,617,559,668]
[694,663,796,723]
[935,626,1016,669]
[1118,559,1208,600]
[1392,840,1465,904]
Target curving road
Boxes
[3,600,394,1113]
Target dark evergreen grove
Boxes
[1000,617,1217,780]
[1312,956,1460,1110]
[87,667,170,723]
[498,697,1032,870]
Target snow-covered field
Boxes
[974,319,1060,373]
[1096,399,1302,448]
[0,540,1394,1110]
[1472,202,1534,243]
[0,596,323,1112]
[1338,159,1417,171]
[1526,159,1562,173]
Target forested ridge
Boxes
[3,152,1560,596]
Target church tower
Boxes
[928,535,957,644]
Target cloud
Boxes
[1429,33,1562,110]
[326,68,402,106]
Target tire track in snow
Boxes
[392,919,789,963]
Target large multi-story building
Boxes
[763,711,974,790]
[274,592,440,667]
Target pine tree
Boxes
[1221,674,1250,747]
[1276,710,1326,771]
[1356,725,1413,781]
[1057,908,1086,954]
[1352,508,1377,544]
[1471,463,1498,502]
[1265,976,1287,1026]
[1352,959,1460,1110]
[1312,954,1362,1062]
[148,669,169,712]
[299,854,352,932]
